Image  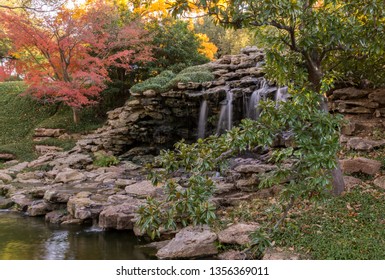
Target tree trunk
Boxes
[320,96,345,195]
[306,58,345,195]
[72,107,80,124]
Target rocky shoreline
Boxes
[1,132,384,259]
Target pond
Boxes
[0,210,151,260]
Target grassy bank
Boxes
[0,81,105,161]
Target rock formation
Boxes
[76,47,266,158]
[0,47,384,260]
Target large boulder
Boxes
[45,210,70,224]
[99,196,144,230]
[340,157,382,175]
[27,200,52,216]
[0,172,12,182]
[0,197,14,209]
[10,194,33,211]
[218,223,259,246]
[67,191,107,220]
[44,189,73,203]
[54,168,87,183]
[156,226,218,259]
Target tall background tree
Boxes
[0,0,153,122]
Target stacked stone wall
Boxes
[76,48,385,157]
[329,87,385,136]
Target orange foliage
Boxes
[0,0,153,108]
[196,33,217,60]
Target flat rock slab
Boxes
[0,153,15,160]
[218,250,246,260]
[374,176,385,189]
[115,178,136,187]
[35,145,63,154]
[156,226,218,259]
[44,189,74,203]
[346,137,385,151]
[55,168,87,183]
[8,162,29,173]
[34,128,65,137]
[51,153,92,169]
[340,157,382,175]
[125,180,158,198]
[343,176,363,189]
[234,164,276,174]
[262,248,303,260]
[218,223,259,245]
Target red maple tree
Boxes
[0,1,153,122]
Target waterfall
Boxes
[275,86,289,103]
[216,89,233,135]
[197,99,208,139]
[207,80,288,137]
[246,79,269,120]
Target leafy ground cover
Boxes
[218,180,385,259]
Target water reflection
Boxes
[0,211,150,260]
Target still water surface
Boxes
[0,210,150,260]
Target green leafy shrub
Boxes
[93,151,120,167]
[130,65,214,95]
[166,68,214,88]
[137,89,343,244]
[130,70,176,94]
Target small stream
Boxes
[0,210,152,260]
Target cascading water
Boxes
[206,80,288,137]
[246,79,269,120]
[275,86,289,103]
[197,99,208,139]
[216,89,233,135]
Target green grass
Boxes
[273,184,385,259]
[219,179,385,259]
[0,81,105,161]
